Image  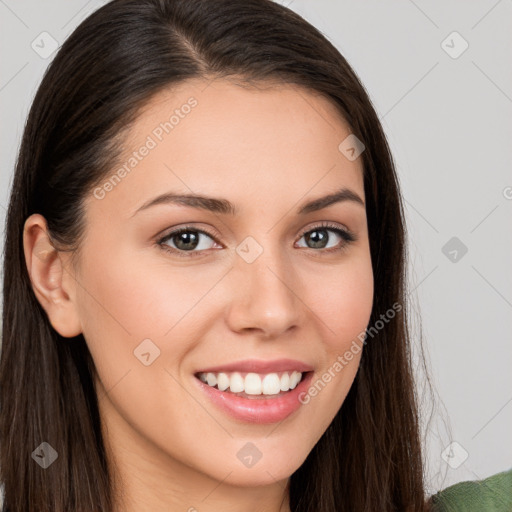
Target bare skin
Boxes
[23,78,374,512]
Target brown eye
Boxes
[296,223,356,253]
[169,230,201,251]
[158,227,219,257]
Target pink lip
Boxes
[195,358,314,374]
[194,371,314,424]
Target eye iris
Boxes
[306,229,328,249]
[174,231,199,250]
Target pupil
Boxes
[175,231,199,250]
[307,229,327,249]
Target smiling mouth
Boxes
[194,370,310,398]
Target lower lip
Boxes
[194,372,314,424]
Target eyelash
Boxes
[156,222,357,259]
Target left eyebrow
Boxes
[131,186,365,218]
[297,187,365,214]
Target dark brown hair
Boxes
[1,0,439,510]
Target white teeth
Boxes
[216,372,230,391]
[244,373,262,395]
[280,372,290,391]
[197,370,305,395]
[262,373,281,395]
[229,372,244,393]
[206,372,217,387]
[289,370,302,389]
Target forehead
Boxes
[87,78,365,220]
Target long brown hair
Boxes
[1,0,439,510]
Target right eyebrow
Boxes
[131,192,237,217]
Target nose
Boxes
[225,242,303,339]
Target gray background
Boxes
[1,0,511,495]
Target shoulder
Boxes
[429,467,512,512]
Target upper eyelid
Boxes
[297,222,350,237]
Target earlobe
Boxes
[23,214,83,338]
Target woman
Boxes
[1,0,509,510]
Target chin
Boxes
[208,451,306,487]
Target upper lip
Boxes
[195,358,314,374]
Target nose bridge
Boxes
[227,234,301,335]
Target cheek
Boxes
[77,242,215,334]
[74,245,228,379]
[305,255,374,351]
[302,256,373,398]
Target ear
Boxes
[23,213,83,338]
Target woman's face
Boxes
[38,79,373,499]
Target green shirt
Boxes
[430,467,512,511]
